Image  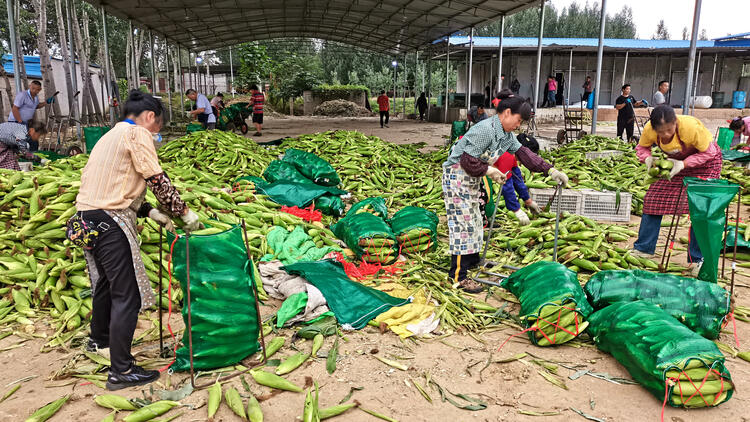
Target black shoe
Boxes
[86,338,109,352]
[106,364,160,391]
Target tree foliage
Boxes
[653,20,670,40]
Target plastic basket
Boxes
[716,127,734,151]
[579,189,633,222]
[585,150,625,160]
[528,188,582,215]
[83,126,110,153]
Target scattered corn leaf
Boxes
[537,370,568,390]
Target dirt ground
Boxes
[1,116,749,421]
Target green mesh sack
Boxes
[282,148,341,187]
[389,206,439,254]
[500,262,593,346]
[588,301,734,408]
[331,212,397,264]
[168,226,261,371]
[262,225,340,265]
[248,176,348,211]
[725,224,750,249]
[263,160,311,184]
[314,194,345,217]
[450,120,468,142]
[347,197,388,220]
[584,269,730,339]
[684,177,740,283]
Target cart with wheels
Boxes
[556,103,587,145]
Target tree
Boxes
[54,0,74,107]
[699,29,708,41]
[682,27,689,40]
[31,0,61,119]
[235,42,273,91]
[653,20,670,40]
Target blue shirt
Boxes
[196,94,216,123]
[8,90,39,123]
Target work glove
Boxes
[548,168,569,187]
[46,96,55,104]
[149,209,175,233]
[185,111,193,118]
[485,166,506,184]
[181,209,203,233]
[525,200,542,215]
[514,209,530,226]
[644,156,655,171]
[667,159,685,180]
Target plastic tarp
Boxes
[725,224,750,249]
[248,176,347,216]
[588,301,734,408]
[389,206,439,254]
[282,148,341,187]
[169,226,261,371]
[583,269,730,339]
[684,177,739,282]
[500,262,593,346]
[721,149,750,162]
[347,197,388,220]
[263,160,311,184]
[331,212,398,264]
[281,260,411,329]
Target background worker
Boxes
[631,105,722,276]
[729,116,750,147]
[582,76,593,103]
[615,84,644,142]
[185,89,216,130]
[417,92,428,121]
[442,92,568,292]
[468,105,488,124]
[653,81,669,106]
[493,134,543,226]
[0,121,47,170]
[250,85,265,136]
[546,76,558,108]
[8,80,54,128]
[210,92,225,118]
[71,91,202,390]
[377,90,390,128]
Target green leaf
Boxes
[326,337,339,374]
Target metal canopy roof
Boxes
[84,0,540,54]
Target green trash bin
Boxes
[716,127,734,151]
[83,126,110,153]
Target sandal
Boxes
[458,278,484,293]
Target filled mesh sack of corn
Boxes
[389,206,439,254]
[588,301,734,408]
[347,197,388,220]
[332,212,397,264]
[282,148,341,187]
[168,225,261,371]
[500,261,593,346]
[584,269,730,339]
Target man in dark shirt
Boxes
[614,84,643,142]
[582,76,593,102]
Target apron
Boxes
[643,128,722,215]
[83,189,155,311]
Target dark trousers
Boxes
[84,210,141,373]
[634,214,703,263]
[418,107,426,120]
[449,253,481,283]
[380,111,389,127]
[617,119,634,141]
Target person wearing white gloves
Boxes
[442,91,568,293]
[70,90,202,391]
[632,105,722,276]
[0,120,48,170]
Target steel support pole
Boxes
[497,15,505,90]
[427,53,433,118]
[445,42,450,123]
[414,50,419,112]
[229,46,235,97]
[66,0,81,138]
[392,63,396,114]
[710,53,718,94]
[652,55,659,95]
[149,31,156,94]
[128,20,134,90]
[667,54,673,103]
[532,0,546,113]
[591,0,607,134]
[100,6,114,126]
[402,53,406,118]
[567,49,573,105]
[682,0,702,114]
[691,49,702,115]
[178,46,185,115]
[165,39,172,123]
[489,55,493,101]
[621,50,629,87]
[466,27,474,118]
[5,0,22,93]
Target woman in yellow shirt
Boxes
[630,105,722,275]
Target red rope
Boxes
[661,377,675,422]
[280,204,322,222]
[497,305,582,351]
[730,312,740,348]
[497,326,537,351]
[664,366,727,414]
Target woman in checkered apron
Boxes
[442,93,569,292]
[631,105,722,275]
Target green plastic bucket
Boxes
[83,126,110,153]
[716,127,733,151]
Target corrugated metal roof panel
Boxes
[444,36,727,50]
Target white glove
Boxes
[181,209,203,233]
[644,156,655,171]
[548,168,569,187]
[485,166,506,184]
[186,111,193,118]
[525,200,542,215]
[40,158,50,166]
[149,209,175,233]
[668,159,685,180]
[514,209,530,226]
